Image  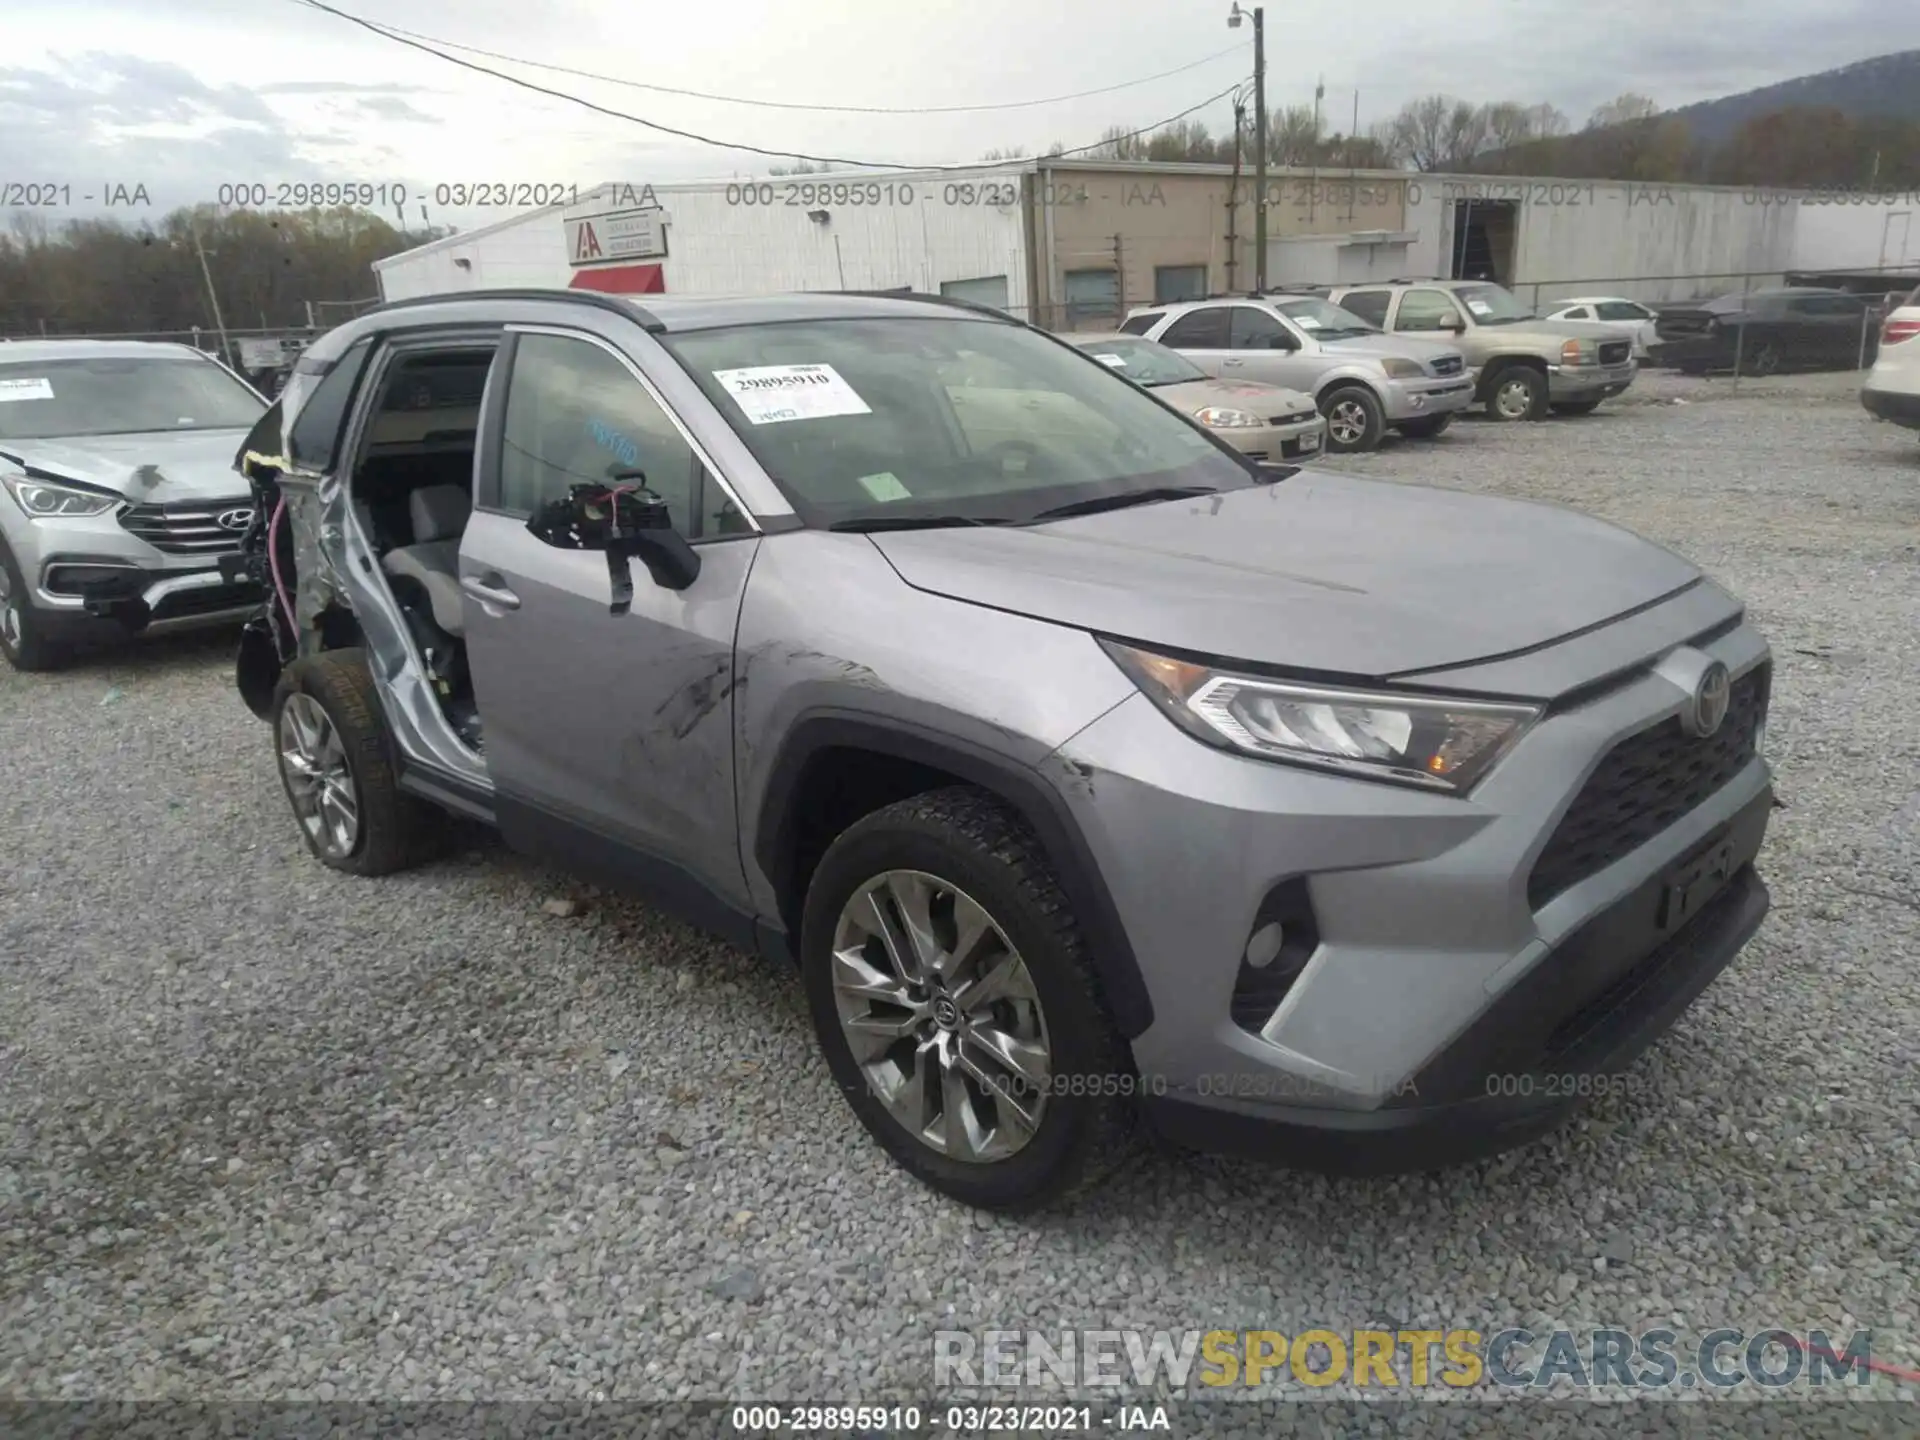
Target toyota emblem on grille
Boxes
[1686,661,1731,738]
[216,508,254,532]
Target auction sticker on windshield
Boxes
[713,364,872,425]
[1295,316,1322,329]
[1464,298,1494,316]
[0,378,54,402]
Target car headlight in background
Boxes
[1101,639,1542,793]
[0,473,122,518]
[1560,339,1599,365]
[1193,407,1264,428]
[1379,357,1428,379]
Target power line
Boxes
[289,0,1246,172]
[306,7,1248,116]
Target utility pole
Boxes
[1225,94,1246,294]
[1230,5,1266,291]
[190,222,232,367]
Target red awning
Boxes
[568,263,665,295]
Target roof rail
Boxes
[361,287,668,333]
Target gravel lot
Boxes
[2,367,1916,1424]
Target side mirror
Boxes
[1438,313,1465,332]
[526,475,701,613]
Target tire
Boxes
[1739,341,1781,378]
[1319,384,1386,453]
[0,534,66,672]
[270,647,442,875]
[1484,365,1548,422]
[1678,363,1710,376]
[1396,414,1452,439]
[1550,399,1603,416]
[800,786,1136,1212]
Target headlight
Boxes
[0,473,122,518]
[1194,406,1264,428]
[1101,639,1542,793]
[1560,339,1598,365]
[1380,357,1427,379]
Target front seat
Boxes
[380,484,470,638]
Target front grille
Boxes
[1598,340,1631,366]
[118,499,253,554]
[1269,410,1317,426]
[1430,354,1465,376]
[1528,665,1768,910]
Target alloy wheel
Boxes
[278,692,360,859]
[0,562,19,656]
[1326,399,1370,446]
[1744,342,1780,377]
[1494,377,1536,419]
[829,869,1052,1163]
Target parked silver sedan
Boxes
[1071,334,1326,463]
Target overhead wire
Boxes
[289,0,1248,172]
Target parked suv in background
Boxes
[1120,294,1474,453]
[1861,284,1920,436]
[1326,279,1638,421]
[0,340,268,670]
[233,288,1774,1212]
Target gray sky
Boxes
[1,0,1909,230]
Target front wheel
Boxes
[272,648,441,875]
[0,536,66,672]
[801,787,1135,1211]
[1320,385,1385,453]
[1485,366,1548,422]
[1550,399,1603,416]
[1397,414,1453,439]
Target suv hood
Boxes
[1482,317,1637,345]
[869,475,1700,683]
[0,429,255,504]
[1322,333,1463,364]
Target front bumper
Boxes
[6,505,259,639]
[1547,360,1637,401]
[1212,414,1328,462]
[1042,616,1773,1171]
[1141,859,1769,1173]
[1861,386,1920,430]
[1379,374,1477,423]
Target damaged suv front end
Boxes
[0,342,269,670]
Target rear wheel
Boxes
[1319,384,1385,453]
[1550,399,1603,416]
[272,648,441,875]
[801,787,1134,1211]
[0,536,65,673]
[1397,414,1453,439]
[1739,341,1781,377]
[1485,365,1547,422]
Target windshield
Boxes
[1273,298,1381,340]
[0,356,265,440]
[1452,285,1536,326]
[1071,337,1206,386]
[662,316,1255,528]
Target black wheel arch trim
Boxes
[754,711,1155,1038]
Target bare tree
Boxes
[1585,93,1661,131]
[979,146,1030,161]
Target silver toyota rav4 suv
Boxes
[232,289,1775,1212]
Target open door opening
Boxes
[1450,200,1518,285]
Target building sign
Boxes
[566,207,670,266]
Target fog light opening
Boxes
[1245,922,1286,969]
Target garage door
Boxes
[1064,269,1120,329]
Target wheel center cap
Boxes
[931,995,961,1031]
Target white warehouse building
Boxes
[372,162,1919,328]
